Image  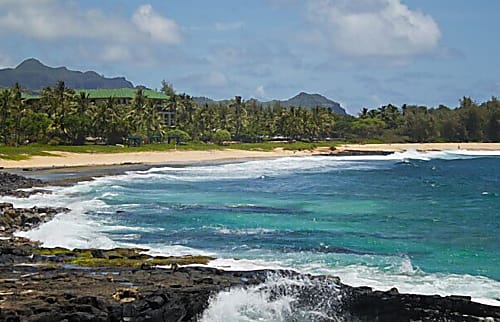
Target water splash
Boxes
[201,272,344,322]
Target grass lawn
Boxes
[0,141,337,160]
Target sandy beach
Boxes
[336,142,500,152]
[0,143,499,169]
[0,148,308,169]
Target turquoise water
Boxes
[9,150,500,305]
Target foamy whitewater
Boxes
[4,150,500,317]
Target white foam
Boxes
[320,263,500,306]
[15,209,118,249]
[142,244,213,257]
[196,258,286,271]
[194,252,500,307]
[201,273,342,322]
[201,285,294,322]
[215,228,277,235]
[3,182,120,249]
[113,149,499,183]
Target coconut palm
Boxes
[0,89,11,144]
[64,91,91,144]
[10,83,27,145]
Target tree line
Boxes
[352,98,499,142]
[0,81,499,146]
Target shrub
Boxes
[212,129,231,145]
[166,129,191,143]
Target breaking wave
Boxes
[201,273,343,322]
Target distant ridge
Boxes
[193,92,347,115]
[0,58,134,90]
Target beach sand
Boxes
[336,142,500,153]
[1,143,499,170]
[0,148,308,169]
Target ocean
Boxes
[5,150,500,320]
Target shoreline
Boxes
[334,142,500,153]
[0,148,308,170]
[0,142,499,172]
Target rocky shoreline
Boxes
[1,172,499,321]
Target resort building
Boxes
[22,88,176,127]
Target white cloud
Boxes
[0,1,182,62]
[307,0,441,57]
[132,4,182,44]
[215,21,244,31]
[99,45,132,63]
[0,1,127,41]
[255,85,266,98]
[206,71,228,88]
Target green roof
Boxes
[76,88,169,100]
[18,88,170,101]
[21,93,40,100]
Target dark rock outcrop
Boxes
[0,172,46,197]
[0,264,498,322]
[341,285,500,321]
[0,203,69,234]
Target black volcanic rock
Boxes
[0,172,45,197]
[0,58,134,90]
[0,264,498,322]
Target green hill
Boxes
[0,58,133,90]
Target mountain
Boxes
[281,92,346,114]
[0,58,134,90]
[193,92,347,115]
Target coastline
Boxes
[1,142,499,171]
[0,148,308,170]
[335,142,500,153]
[2,148,500,320]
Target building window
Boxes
[159,111,176,127]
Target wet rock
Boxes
[0,205,69,235]
[341,285,500,322]
[0,262,498,322]
[0,172,44,197]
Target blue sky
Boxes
[1,0,499,114]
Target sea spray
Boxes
[200,272,344,322]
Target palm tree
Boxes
[0,89,11,144]
[10,83,26,146]
[65,91,91,144]
[40,81,75,143]
[142,100,164,140]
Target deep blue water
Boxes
[11,150,500,304]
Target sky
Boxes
[1,0,499,114]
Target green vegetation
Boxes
[212,129,232,145]
[1,81,498,158]
[0,141,335,160]
[34,246,213,268]
[70,255,213,268]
